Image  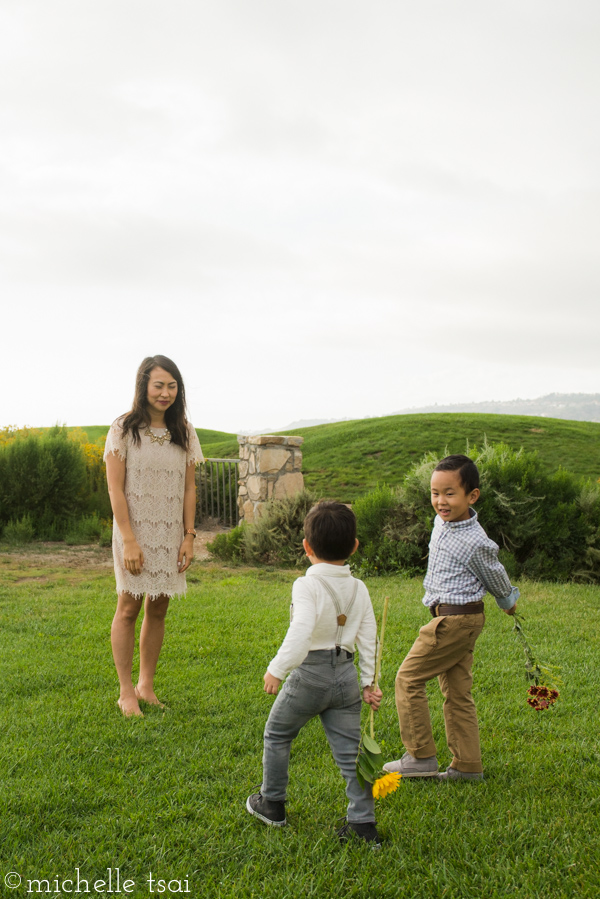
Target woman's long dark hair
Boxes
[121,355,190,451]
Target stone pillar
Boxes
[237,435,304,523]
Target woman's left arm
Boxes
[178,461,197,573]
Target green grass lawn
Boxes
[1,552,599,898]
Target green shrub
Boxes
[64,513,104,545]
[573,483,600,582]
[352,442,600,584]
[2,513,35,545]
[475,443,544,558]
[353,455,434,577]
[99,521,113,547]
[208,491,317,567]
[243,490,316,567]
[80,439,112,519]
[352,484,396,547]
[36,513,69,542]
[207,524,247,562]
[0,426,87,537]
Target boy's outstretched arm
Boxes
[362,686,383,710]
[264,671,282,694]
[469,545,520,615]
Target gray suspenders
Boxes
[314,576,359,654]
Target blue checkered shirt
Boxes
[423,510,519,611]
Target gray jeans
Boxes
[262,649,375,823]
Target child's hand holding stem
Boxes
[363,686,383,710]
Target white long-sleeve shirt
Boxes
[267,563,377,688]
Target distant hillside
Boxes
[246,393,600,434]
[395,393,600,423]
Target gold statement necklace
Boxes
[144,426,171,446]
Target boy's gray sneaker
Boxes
[382,751,439,778]
[337,820,382,848]
[438,766,484,782]
[246,792,286,826]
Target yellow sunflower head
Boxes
[372,771,402,799]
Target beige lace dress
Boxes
[104,418,204,599]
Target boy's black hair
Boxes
[303,501,357,562]
[434,454,480,494]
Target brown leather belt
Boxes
[430,601,484,617]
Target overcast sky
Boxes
[2,1,599,434]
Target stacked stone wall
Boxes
[237,435,304,523]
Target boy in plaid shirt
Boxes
[384,455,519,781]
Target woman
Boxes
[104,355,203,716]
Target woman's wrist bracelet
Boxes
[184,529,197,538]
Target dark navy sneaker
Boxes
[337,820,382,848]
[246,792,286,827]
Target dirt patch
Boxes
[13,575,50,584]
[2,543,114,570]
[192,524,229,560]
[0,523,229,571]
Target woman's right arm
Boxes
[105,453,144,574]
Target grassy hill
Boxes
[201,413,600,502]
[291,412,600,500]
[75,414,600,503]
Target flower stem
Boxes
[370,596,389,739]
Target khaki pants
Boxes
[395,612,485,774]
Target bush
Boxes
[352,456,434,577]
[352,442,600,584]
[99,521,113,547]
[207,525,247,562]
[208,491,317,567]
[352,484,396,547]
[0,427,87,537]
[64,513,104,545]
[2,514,35,545]
[80,440,112,519]
[0,426,111,541]
[243,490,316,566]
[475,443,545,560]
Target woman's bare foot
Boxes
[135,684,165,708]
[117,694,144,717]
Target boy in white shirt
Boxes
[246,502,383,845]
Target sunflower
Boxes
[372,772,401,799]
